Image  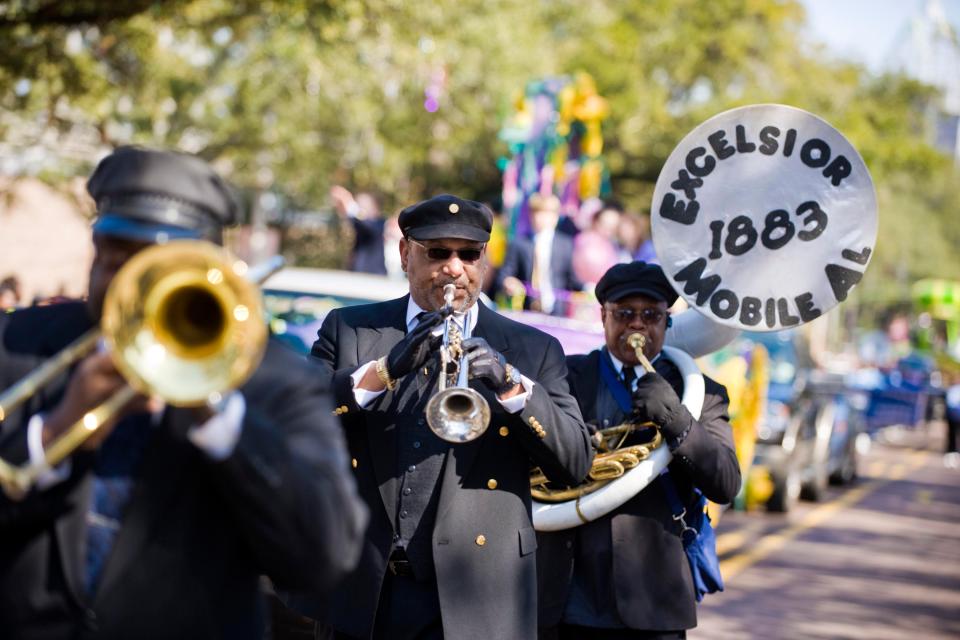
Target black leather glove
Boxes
[631,372,691,441]
[385,310,444,379]
[462,337,516,394]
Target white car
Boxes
[261,267,605,354]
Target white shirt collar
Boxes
[608,349,661,380]
[406,296,479,335]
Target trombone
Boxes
[0,240,281,500]
[425,284,491,443]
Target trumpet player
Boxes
[0,147,367,639]
[537,261,741,640]
[295,195,592,640]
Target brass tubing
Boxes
[0,330,99,423]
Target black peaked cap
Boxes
[595,261,679,306]
[398,194,492,242]
[87,146,240,242]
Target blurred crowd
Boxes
[0,275,21,311]
[0,274,74,312]
[330,185,657,319]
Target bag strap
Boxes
[598,347,633,414]
[658,472,700,541]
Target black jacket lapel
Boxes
[92,423,188,604]
[54,475,93,607]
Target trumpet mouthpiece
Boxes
[627,333,646,349]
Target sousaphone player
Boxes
[537,261,740,640]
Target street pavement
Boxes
[692,423,960,639]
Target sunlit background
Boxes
[0,0,958,313]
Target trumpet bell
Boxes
[102,240,267,407]
[426,387,491,443]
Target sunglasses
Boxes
[408,239,484,263]
[609,308,666,325]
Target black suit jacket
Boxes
[301,296,592,640]
[0,302,368,640]
[537,349,741,631]
[495,232,583,310]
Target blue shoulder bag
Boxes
[598,350,724,602]
[658,474,724,602]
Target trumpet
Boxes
[425,284,491,443]
[531,332,664,502]
[0,240,280,500]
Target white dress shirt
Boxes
[532,228,555,313]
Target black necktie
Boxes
[621,366,637,393]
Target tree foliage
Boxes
[1,0,957,291]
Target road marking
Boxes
[720,482,875,579]
[889,463,907,479]
[720,453,929,581]
[715,530,749,556]
[867,461,885,478]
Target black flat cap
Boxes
[87,146,240,243]
[398,194,492,242]
[595,261,679,306]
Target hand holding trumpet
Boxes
[384,310,445,380]
[462,337,520,398]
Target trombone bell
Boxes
[104,241,267,407]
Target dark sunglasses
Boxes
[609,308,666,325]
[409,239,484,263]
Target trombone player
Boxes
[537,261,741,640]
[0,147,367,639]
[293,195,592,640]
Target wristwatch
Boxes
[375,356,398,391]
[503,363,522,390]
